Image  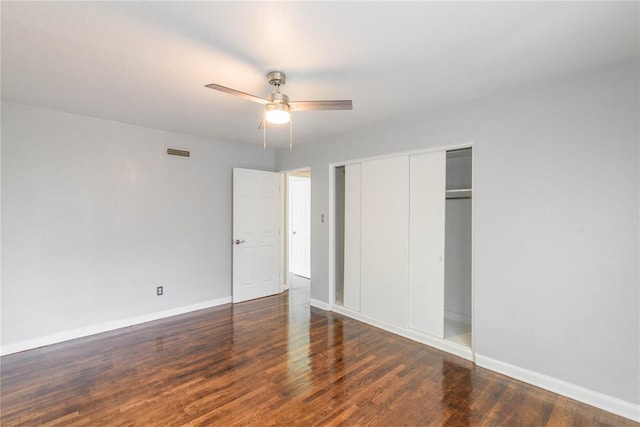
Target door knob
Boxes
[234,239,245,245]
[292,231,297,234]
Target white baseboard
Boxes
[475,354,640,422]
[328,306,638,422]
[331,304,473,361]
[310,298,331,310]
[444,309,471,325]
[0,297,232,356]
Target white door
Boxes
[289,177,311,278]
[409,151,446,337]
[233,168,281,303]
[360,156,410,327]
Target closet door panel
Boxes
[343,163,361,311]
[409,151,446,337]
[361,156,409,327]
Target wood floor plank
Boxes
[1,286,637,426]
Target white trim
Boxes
[444,310,472,325]
[470,144,476,362]
[280,172,287,293]
[332,304,473,361]
[330,140,475,168]
[475,354,640,422]
[328,163,336,309]
[310,298,331,311]
[0,297,232,356]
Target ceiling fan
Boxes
[205,71,353,149]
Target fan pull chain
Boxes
[289,113,293,151]
[263,111,267,150]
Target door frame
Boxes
[281,167,312,289]
[288,174,311,279]
[328,141,476,360]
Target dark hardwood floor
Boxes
[1,283,636,426]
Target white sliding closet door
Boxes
[343,164,362,311]
[409,151,446,337]
[361,156,409,326]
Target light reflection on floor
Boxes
[286,274,312,396]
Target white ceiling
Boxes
[2,2,638,148]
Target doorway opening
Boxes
[286,169,311,289]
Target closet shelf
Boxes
[446,189,472,199]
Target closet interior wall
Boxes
[444,148,473,347]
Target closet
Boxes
[444,148,472,347]
[335,147,473,357]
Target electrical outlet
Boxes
[157,286,163,296]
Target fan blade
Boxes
[288,100,352,111]
[205,83,270,105]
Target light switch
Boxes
[321,214,325,223]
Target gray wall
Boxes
[275,59,639,404]
[1,102,275,347]
[445,151,473,322]
[444,198,472,323]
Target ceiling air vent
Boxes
[166,147,190,158]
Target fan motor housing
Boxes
[268,92,289,103]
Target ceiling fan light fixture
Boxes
[265,103,290,124]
